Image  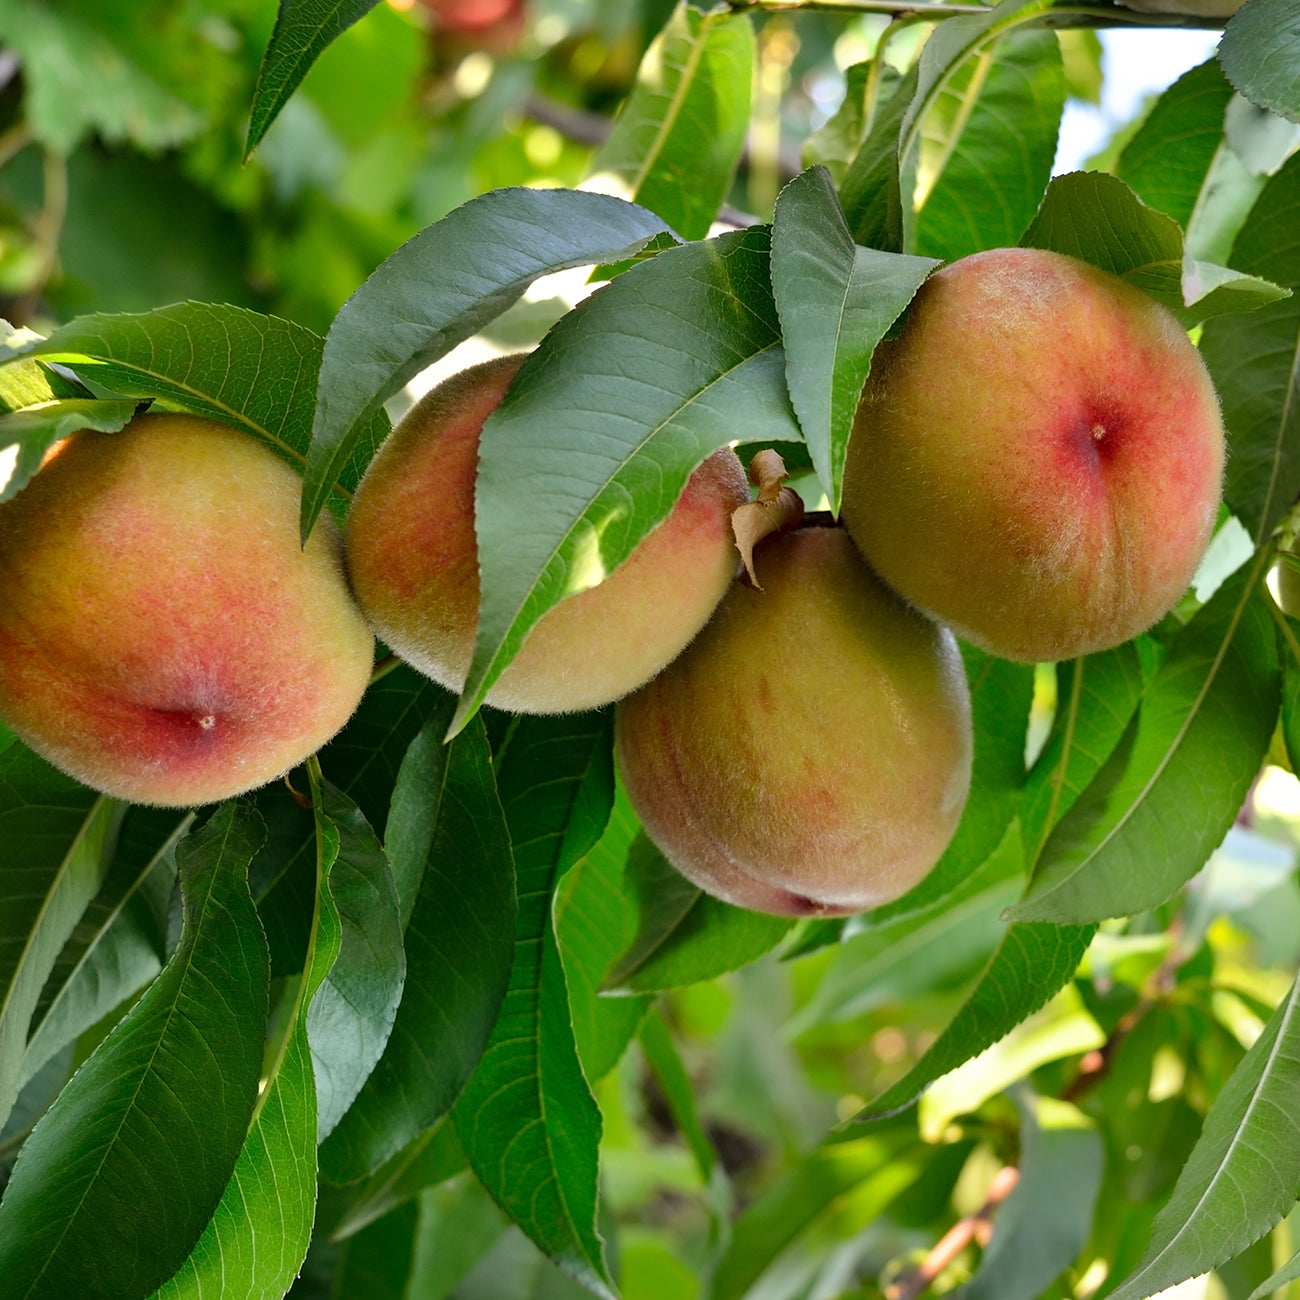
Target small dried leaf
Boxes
[732,451,806,587]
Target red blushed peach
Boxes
[841,247,1225,664]
[0,414,374,806]
[615,525,973,917]
[344,354,751,714]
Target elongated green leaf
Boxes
[0,399,137,502]
[21,806,189,1089]
[1020,643,1147,869]
[953,1094,1103,1300]
[1008,559,1279,924]
[870,648,1033,926]
[1200,151,1300,545]
[1110,972,1300,1300]
[590,3,753,240]
[771,165,937,513]
[0,745,118,1130]
[554,784,653,1083]
[1250,1243,1300,1299]
[839,62,917,252]
[246,0,383,155]
[639,1009,717,1185]
[1219,0,1300,125]
[153,785,344,1300]
[603,830,794,993]
[0,803,270,1300]
[914,29,1064,261]
[711,1130,921,1300]
[858,921,1095,1122]
[306,189,674,539]
[453,711,617,1300]
[320,694,514,1182]
[307,780,404,1140]
[458,226,801,733]
[1116,59,1234,230]
[0,304,383,512]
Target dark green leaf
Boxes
[1200,151,1300,545]
[1115,59,1234,230]
[22,806,189,1090]
[869,647,1033,926]
[306,188,674,538]
[952,1093,1103,1300]
[0,399,137,502]
[857,920,1094,1121]
[1008,559,1280,924]
[1219,0,1300,125]
[591,3,752,240]
[320,694,514,1182]
[454,711,616,1300]
[458,227,800,732]
[914,30,1064,261]
[307,780,404,1141]
[772,165,937,513]
[1109,972,1300,1300]
[839,63,917,252]
[0,745,118,1129]
[0,802,270,1300]
[246,0,384,155]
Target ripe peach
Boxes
[615,524,973,917]
[0,413,375,806]
[344,354,751,713]
[841,247,1225,663]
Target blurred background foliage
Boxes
[5,4,1300,1298]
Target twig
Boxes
[886,1165,1021,1300]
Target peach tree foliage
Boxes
[0,2,1299,1299]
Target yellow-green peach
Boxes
[615,525,973,917]
[344,353,751,713]
[841,247,1225,663]
[0,413,374,806]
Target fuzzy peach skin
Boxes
[615,525,973,917]
[344,353,751,713]
[841,247,1225,664]
[0,413,375,806]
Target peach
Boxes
[0,413,375,806]
[841,247,1225,663]
[344,353,751,713]
[614,524,973,917]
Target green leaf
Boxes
[590,3,753,240]
[307,779,404,1141]
[839,62,917,252]
[914,29,1064,261]
[246,0,384,156]
[1219,0,1300,125]
[0,304,383,512]
[1200,150,1300,546]
[711,1129,922,1300]
[1109,972,1300,1300]
[1021,171,1288,328]
[856,922,1095,1122]
[320,694,514,1182]
[1250,1243,1300,1299]
[458,226,801,733]
[21,806,189,1090]
[152,787,342,1300]
[1007,559,1280,924]
[638,1009,717,1186]
[0,399,137,502]
[1019,643,1147,870]
[0,802,270,1300]
[771,165,937,514]
[554,783,654,1083]
[453,711,617,1300]
[306,187,674,539]
[603,831,794,993]
[0,744,118,1130]
[952,1094,1103,1300]
[868,647,1033,927]
[1115,59,1235,230]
